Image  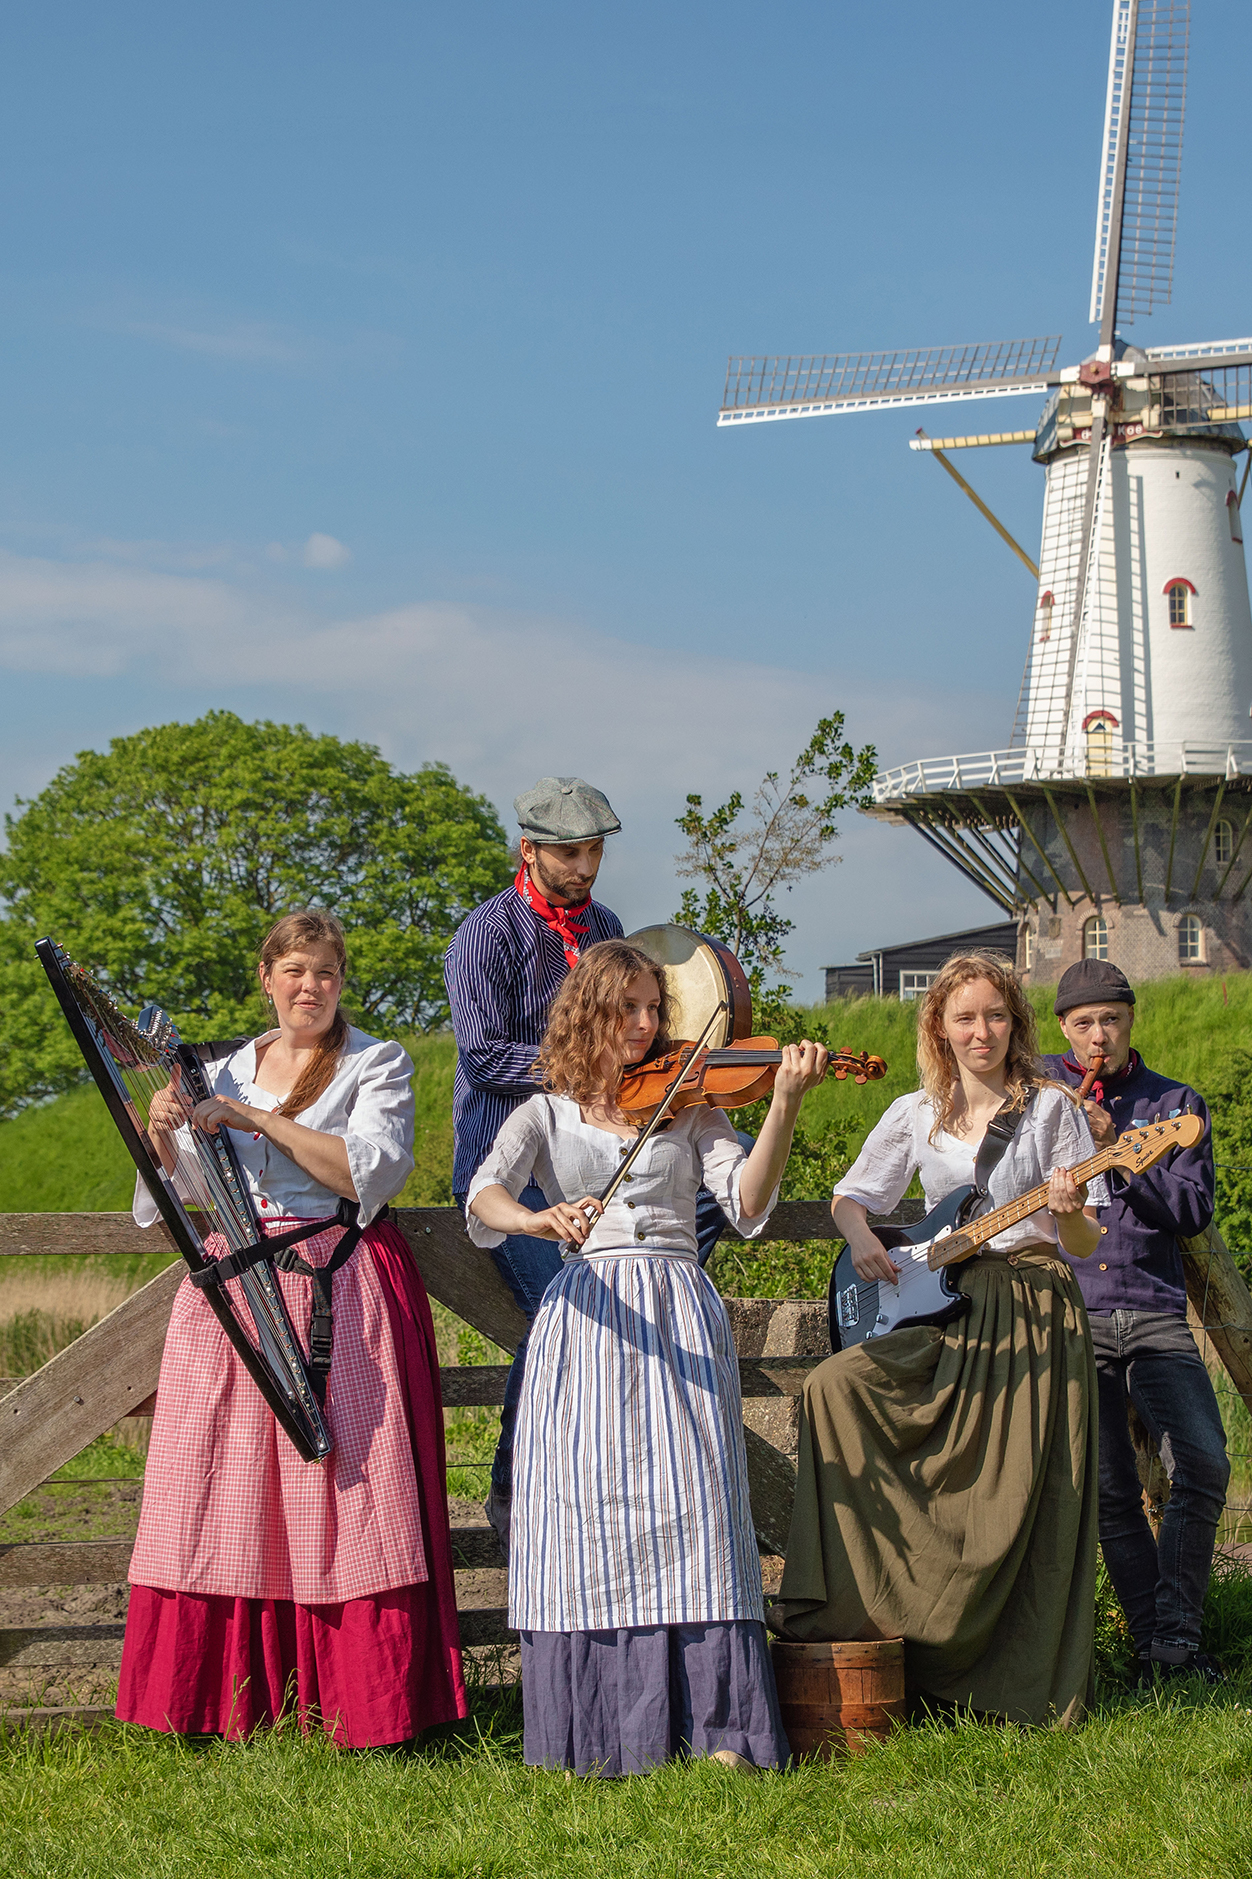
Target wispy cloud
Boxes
[301,534,352,569]
[122,319,316,367]
[0,547,997,976]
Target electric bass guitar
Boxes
[827,1112,1204,1352]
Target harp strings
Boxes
[54,944,331,1444]
[67,964,254,1248]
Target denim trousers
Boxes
[454,1135,751,1499]
[1088,1309,1231,1656]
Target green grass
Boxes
[3,977,1249,1217]
[3,1689,1252,1879]
[0,1033,459,1215]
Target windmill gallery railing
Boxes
[3,1204,1252,1732]
[871,742,1252,804]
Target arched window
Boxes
[1083,709,1118,777]
[1215,818,1234,867]
[1083,915,1108,961]
[1229,490,1244,545]
[1178,914,1203,964]
[1164,576,1196,627]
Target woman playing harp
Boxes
[116,910,467,1747]
[468,939,829,1776]
[773,953,1105,1726]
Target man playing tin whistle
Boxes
[1042,959,1228,1686]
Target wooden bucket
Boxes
[771,1638,906,1760]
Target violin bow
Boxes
[588,1003,729,1221]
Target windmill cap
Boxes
[1054,960,1136,1016]
[514,776,622,844]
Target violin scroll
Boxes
[830,1050,887,1085]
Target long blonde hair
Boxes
[535,940,674,1105]
[259,910,349,1118]
[916,950,1041,1141]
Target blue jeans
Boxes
[1088,1310,1231,1657]
[455,1134,753,1499]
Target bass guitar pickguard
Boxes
[827,1184,981,1351]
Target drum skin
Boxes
[625,925,753,1047]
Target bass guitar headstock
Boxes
[1108,1112,1204,1171]
[831,1050,888,1085]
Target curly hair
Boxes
[535,940,674,1104]
[258,909,349,1119]
[916,950,1042,1141]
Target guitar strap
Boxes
[971,1095,1029,1211]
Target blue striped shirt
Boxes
[444,884,624,1193]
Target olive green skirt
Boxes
[774,1248,1098,1727]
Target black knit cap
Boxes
[1054,958,1136,1016]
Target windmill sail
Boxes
[718,337,1062,426]
[1091,0,1190,332]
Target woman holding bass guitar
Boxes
[467,937,833,1776]
[772,950,1107,1727]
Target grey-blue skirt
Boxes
[520,1619,789,1776]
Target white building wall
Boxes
[1020,436,1252,771]
[1135,442,1252,752]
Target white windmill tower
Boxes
[719,0,1252,984]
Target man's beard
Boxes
[531,854,592,906]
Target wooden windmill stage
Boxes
[720,0,1252,984]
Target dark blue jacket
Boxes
[444,886,623,1193]
[1041,1053,1214,1316]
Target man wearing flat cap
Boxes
[445,777,625,1551]
[1042,958,1228,1684]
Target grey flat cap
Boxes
[514,776,621,843]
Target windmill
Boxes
[720,0,1252,984]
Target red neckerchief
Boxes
[515,863,590,972]
[1062,1049,1139,1106]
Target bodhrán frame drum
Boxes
[624,925,753,1047]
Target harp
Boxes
[36,936,334,1462]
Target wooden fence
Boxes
[3,1203,1252,1732]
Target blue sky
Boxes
[2,0,1250,998]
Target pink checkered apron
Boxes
[118,1218,467,1744]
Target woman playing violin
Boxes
[468,938,828,1776]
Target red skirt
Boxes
[116,1223,468,1746]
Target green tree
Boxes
[0,711,511,1114]
[671,715,878,1223]
[673,713,877,1029]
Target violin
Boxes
[617,1037,888,1120]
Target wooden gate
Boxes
[4,1203,1251,1731]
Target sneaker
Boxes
[1138,1649,1225,1687]
[1156,1650,1225,1686]
[484,1485,512,1563]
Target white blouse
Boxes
[466,1094,779,1259]
[835,1086,1109,1254]
[134,1025,415,1230]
